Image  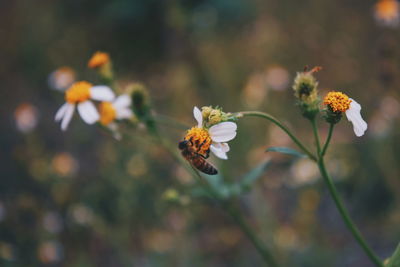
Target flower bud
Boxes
[201,106,213,120]
[200,106,235,128]
[88,51,113,83]
[127,83,150,119]
[292,66,321,119]
[208,109,223,125]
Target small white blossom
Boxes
[55,81,115,131]
[193,106,237,159]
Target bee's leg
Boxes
[196,149,210,159]
[188,137,194,146]
[196,152,208,159]
[198,139,207,151]
[204,149,210,159]
[196,140,210,159]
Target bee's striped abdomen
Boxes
[192,157,218,175]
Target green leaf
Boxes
[266,147,306,158]
[200,173,231,199]
[387,242,400,267]
[239,160,271,192]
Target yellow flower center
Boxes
[375,0,399,20]
[323,91,352,112]
[65,81,92,103]
[99,102,116,125]
[184,127,211,155]
[88,52,110,69]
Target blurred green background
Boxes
[1,0,400,266]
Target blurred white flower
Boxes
[98,94,133,139]
[55,81,115,131]
[48,67,76,91]
[14,103,39,133]
[265,65,290,91]
[69,204,93,225]
[38,241,63,264]
[374,0,400,27]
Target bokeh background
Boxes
[1,0,400,266]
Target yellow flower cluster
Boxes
[88,52,110,69]
[65,81,92,103]
[184,127,211,155]
[323,91,352,112]
[99,102,117,125]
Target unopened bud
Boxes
[201,106,213,120]
[208,109,222,125]
[292,66,321,119]
[127,83,150,119]
[88,51,113,83]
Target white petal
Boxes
[116,107,133,119]
[90,86,115,101]
[220,142,230,153]
[77,101,99,124]
[345,99,368,137]
[61,104,75,131]
[209,122,237,142]
[55,102,68,122]
[193,106,203,128]
[210,143,228,160]
[113,94,131,109]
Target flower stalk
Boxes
[235,111,317,161]
[321,123,334,157]
[190,168,279,267]
[311,119,383,267]
[137,108,279,267]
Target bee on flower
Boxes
[323,91,368,137]
[179,106,237,175]
[55,81,115,131]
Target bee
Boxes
[178,137,218,175]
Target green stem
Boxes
[317,158,383,267]
[190,169,279,267]
[236,111,316,161]
[311,119,383,266]
[321,123,334,157]
[144,113,279,267]
[311,118,322,156]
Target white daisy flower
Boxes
[55,81,115,131]
[324,91,368,137]
[186,106,237,160]
[99,94,132,125]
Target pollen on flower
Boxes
[99,102,116,125]
[65,81,92,103]
[88,52,110,69]
[323,91,352,112]
[184,127,211,155]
